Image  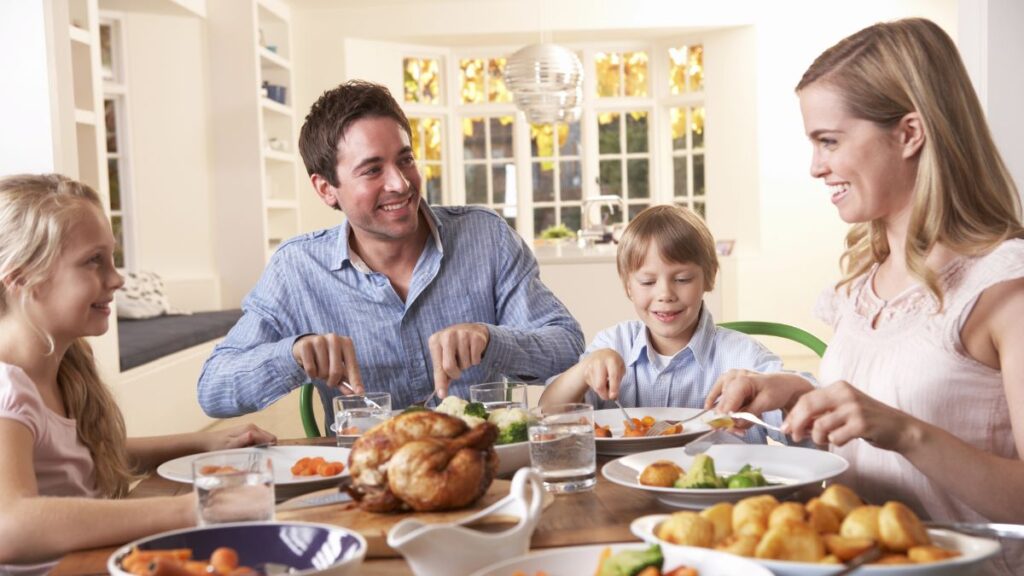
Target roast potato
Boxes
[754,520,826,562]
[839,505,882,541]
[820,484,862,518]
[714,534,759,558]
[908,545,961,564]
[878,501,931,552]
[768,502,806,529]
[639,460,684,487]
[700,502,734,544]
[823,534,875,561]
[806,497,843,534]
[656,511,715,547]
[733,494,779,538]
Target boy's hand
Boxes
[581,349,626,400]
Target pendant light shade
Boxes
[504,43,584,124]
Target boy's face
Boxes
[625,242,706,356]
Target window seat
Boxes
[118,310,242,371]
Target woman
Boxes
[708,18,1024,574]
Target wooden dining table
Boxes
[52,437,673,576]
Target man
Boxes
[198,80,584,424]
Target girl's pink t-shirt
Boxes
[0,362,100,498]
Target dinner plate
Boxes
[601,444,848,509]
[469,542,773,576]
[157,445,350,499]
[631,516,1001,576]
[594,407,712,456]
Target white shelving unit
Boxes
[208,0,301,307]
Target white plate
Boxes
[157,446,350,499]
[601,444,848,509]
[631,516,1001,576]
[469,542,773,576]
[594,407,711,456]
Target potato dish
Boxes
[653,484,960,565]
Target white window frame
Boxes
[100,12,135,271]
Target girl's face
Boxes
[799,83,917,225]
[626,242,707,356]
[30,204,123,344]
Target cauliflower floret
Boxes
[488,407,529,444]
[435,396,487,427]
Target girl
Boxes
[709,19,1024,574]
[0,174,276,571]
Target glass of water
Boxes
[192,452,275,526]
[333,392,392,445]
[470,381,528,411]
[528,403,596,493]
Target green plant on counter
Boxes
[539,223,576,240]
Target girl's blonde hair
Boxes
[0,174,135,497]
[617,204,719,291]
[797,18,1023,302]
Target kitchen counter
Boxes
[532,241,618,264]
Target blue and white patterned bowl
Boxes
[108,521,366,576]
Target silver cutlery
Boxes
[705,411,784,432]
[409,389,438,409]
[645,405,719,437]
[339,381,386,412]
[613,399,638,431]
[830,544,881,576]
[924,521,1024,540]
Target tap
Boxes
[579,194,626,246]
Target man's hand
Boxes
[292,333,364,393]
[428,323,490,397]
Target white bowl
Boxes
[631,514,1001,576]
[495,440,529,477]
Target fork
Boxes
[613,399,638,431]
[409,389,438,409]
[830,544,882,576]
[644,404,719,437]
[706,411,784,433]
[339,381,387,413]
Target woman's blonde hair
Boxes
[0,173,135,497]
[797,18,1023,302]
[617,204,719,291]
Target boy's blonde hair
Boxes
[0,173,135,497]
[616,204,719,291]
[797,18,1023,303]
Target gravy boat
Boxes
[387,467,544,576]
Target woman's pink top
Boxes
[0,362,99,498]
[816,239,1024,573]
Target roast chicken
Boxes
[345,410,499,512]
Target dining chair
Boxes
[718,320,827,358]
[299,383,321,438]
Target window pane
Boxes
[111,215,124,268]
[693,200,706,220]
[108,159,121,210]
[463,118,486,159]
[488,58,512,103]
[624,51,649,97]
[403,58,420,102]
[558,120,582,157]
[530,124,555,158]
[627,159,649,199]
[104,99,117,153]
[465,164,488,204]
[100,24,113,81]
[673,156,689,197]
[598,113,620,154]
[599,160,622,196]
[534,207,556,237]
[693,153,705,196]
[409,118,423,158]
[560,161,582,201]
[421,58,440,104]
[460,58,484,104]
[688,45,704,92]
[422,117,442,161]
[690,106,705,149]
[594,52,621,97]
[502,215,517,230]
[492,164,513,205]
[600,204,624,226]
[425,165,443,205]
[560,206,581,234]
[626,111,648,153]
[628,203,648,221]
[532,162,555,202]
[668,46,687,95]
[490,116,514,158]
[670,107,686,150]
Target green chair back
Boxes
[299,383,321,438]
[718,321,827,358]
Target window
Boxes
[530,121,583,236]
[409,117,445,205]
[667,44,706,218]
[403,57,442,105]
[459,57,512,104]
[597,111,651,222]
[405,56,447,203]
[463,116,517,228]
[101,18,132,269]
[594,51,650,98]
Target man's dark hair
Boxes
[298,80,413,187]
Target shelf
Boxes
[75,108,97,125]
[263,149,294,163]
[260,98,293,117]
[259,46,290,70]
[265,198,298,209]
[69,25,91,46]
[256,0,290,23]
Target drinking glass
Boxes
[192,452,274,526]
[333,392,392,446]
[527,403,596,493]
[470,381,528,411]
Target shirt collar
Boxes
[624,303,717,369]
[333,200,443,272]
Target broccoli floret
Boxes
[497,420,528,445]
[464,401,489,419]
[725,464,767,488]
[674,454,726,489]
[597,544,664,576]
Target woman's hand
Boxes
[706,370,814,427]
[580,349,626,400]
[201,424,277,452]
[782,381,920,450]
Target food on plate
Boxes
[119,546,254,576]
[595,423,612,437]
[345,410,498,512]
[290,456,345,477]
[651,485,961,565]
[675,454,725,489]
[594,417,684,439]
[595,544,698,576]
[655,511,714,547]
[435,396,528,445]
[638,460,684,487]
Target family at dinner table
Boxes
[0,17,1021,576]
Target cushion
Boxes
[117,309,244,371]
[116,271,172,319]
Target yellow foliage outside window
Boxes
[404,57,441,104]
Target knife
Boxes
[276,491,353,511]
[924,521,1024,540]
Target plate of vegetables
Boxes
[431,396,530,477]
[602,444,848,509]
[469,542,773,576]
[593,407,712,456]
